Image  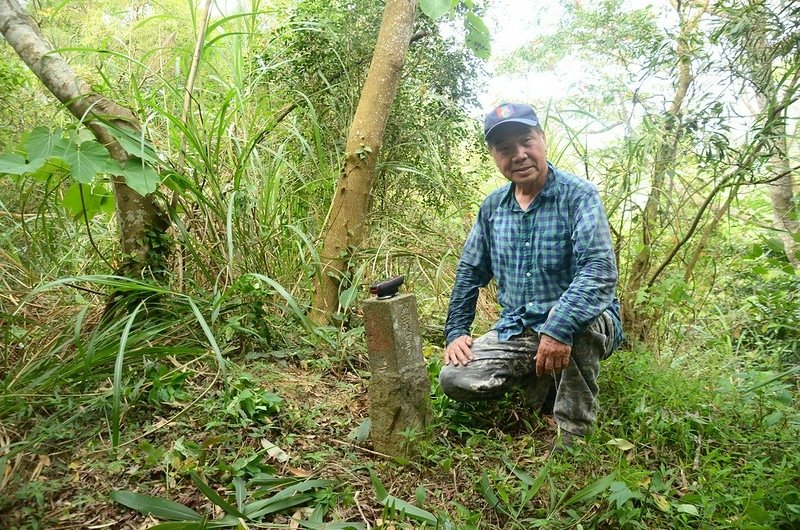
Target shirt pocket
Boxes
[537,233,571,272]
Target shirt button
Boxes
[528,302,533,306]
[526,272,531,277]
[525,242,530,247]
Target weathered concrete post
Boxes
[364,292,432,457]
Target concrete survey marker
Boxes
[363,293,432,457]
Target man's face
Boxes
[488,124,548,190]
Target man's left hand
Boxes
[536,335,571,377]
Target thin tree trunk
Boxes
[0,0,169,273]
[310,0,418,325]
[683,184,739,281]
[622,14,694,337]
[765,122,799,268]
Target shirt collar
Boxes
[502,163,558,209]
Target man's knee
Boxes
[438,363,505,401]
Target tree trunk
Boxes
[622,3,699,339]
[310,0,417,325]
[763,111,799,269]
[0,0,169,273]
[747,11,800,269]
[683,184,739,281]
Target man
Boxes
[439,103,623,451]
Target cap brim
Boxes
[485,118,540,140]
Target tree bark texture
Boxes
[0,0,169,272]
[310,0,417,324]
[765,133,799,268]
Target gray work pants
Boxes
[439,312,615,436]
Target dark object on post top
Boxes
[369,276,404,299]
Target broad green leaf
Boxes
[62,182,115,221]
[420,0,451,20]
[148,521,239,530]
[244,479,336,518]
[606,438,635,451]
[608,481,642,508]
[675,503,699,516]
[383,495,438,525]
[110,490,203,521]
[763,410,783,426]
[122,158,161,196]
[0,153,45,175]
[299,523,366,530]
[465,13,491,59]
[232,476,246,512]
[24,127,69,160]
[63,141,111,184]
[245,493,316,519]
[651,493,671,512]
[30,158,70,181]
[347,417,371,442]
[102,122,160,164]
[339,285,358,311]
[465,11,489,33]
[369,470,389,502]
[480,470,501,509]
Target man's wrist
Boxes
[538,327,573,346]
[445,330,469,346]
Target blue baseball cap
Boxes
[484,103,540,141]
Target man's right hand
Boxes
[444,335,475,366]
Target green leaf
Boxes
[480,470,501,509]
[465,13,491,59]
[369,470,388,502]
[24,127,70,160]
[465,11,489,33]
[339,285,358,312]
[608,481,642,508]
[190,473,247,519]
[763,410,783,426]
[122,158,161,196]
[232,477,246,512]
[0,153,46,175]
[420,0,451,20]
[370,472,438,524]
[675,503,699,516]
[562,474,613,508]
[347,417,371,442]
[110,490,203,521]
[63,141,112,184]
[62,182,115,221]
[383,495,438,525]
[149,520,239,529]
[244,479,336,519]
[101,122,160,164]
[606,438,635,451]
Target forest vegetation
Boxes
[0,0,798,528]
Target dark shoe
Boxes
[550,431,581,455]
[540,385,556,415]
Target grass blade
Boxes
[112,301,144,447]
[190,472,247,519]
[111,490,203,521]
[562,474,614,508]
[187,297,228,387]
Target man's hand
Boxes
[444,335,475,366]
[536,334,571,376]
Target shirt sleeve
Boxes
[539,189,618,345]
[444,205,494,345]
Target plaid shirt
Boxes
[445,164,623,348]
